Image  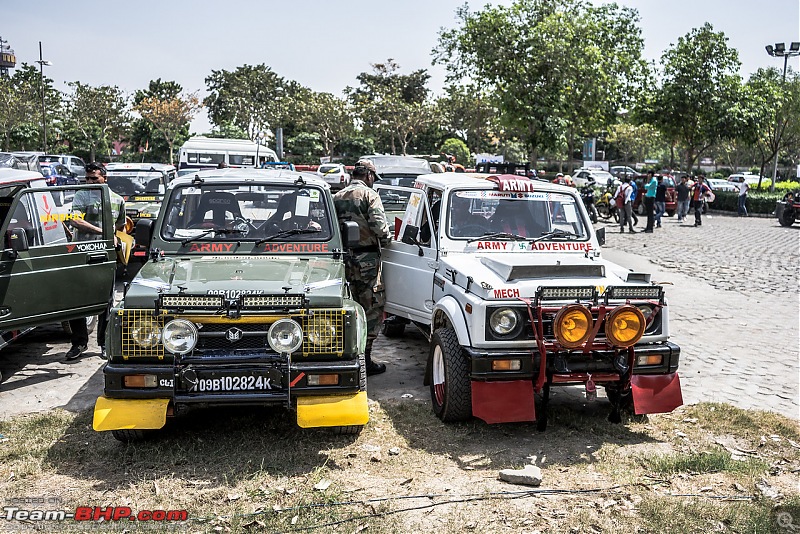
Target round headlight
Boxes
[605,305,645,348]
[131,318,162,348]
[637,304,655,321]
[489,308,519,336]
[554,304,593,348]
[306,316,336,347]
[162,319,198,355]
[268,319,303,354]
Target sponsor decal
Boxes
[66,242,108,252]
[476,241,509,250]
[473,241,592,252]
[261,243,330,253]
[130,196,157,201]
[493,288,520,299]
[487,175,537,192]
[187,243,237,253]
[39,213,86,223]
[207,289,265,298]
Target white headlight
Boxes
[490,308,519,336]
[162,319,198,355]
[306,317,336,347]
[268,319,303,354]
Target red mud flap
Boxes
[630,373,683,415]
[471,380,536,424]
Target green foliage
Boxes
[436,84,498,153]
[128,79,186,163]
[710,190,784,214]
[440,138,470,166]
[62,81,129,162]
[498,139,528,163]
[337,136,375,164]
[296,92,355,157]
[206,122,249,139]
[645,450,767,475]
[286,132,323,161]
[0,63,61,151]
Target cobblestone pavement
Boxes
[1,213,798,423]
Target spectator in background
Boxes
[690,175,712,227]
[736,176,749,217]
[643,171,657,233]
[615,176,636,233]
[654,175,667,228]
[676,175,691,222]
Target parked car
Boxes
[609,166,640,180]
[707,178,738,192]
[573,168,618,188]
[364,154,432,188]
[40,163,80,187]
[727,173,762,185]
[633,174,677,217]
[316,163,350,190]
[38,154,86,181]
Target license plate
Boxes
[188,369,283,393]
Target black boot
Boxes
[364,346,386,376]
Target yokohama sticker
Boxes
[66,242,108,252]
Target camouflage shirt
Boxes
[333,179,390,248]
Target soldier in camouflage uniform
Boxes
[65,162,126,361]
[334,160,391,376]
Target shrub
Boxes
[440,138,471,167]
[710,191,783,214]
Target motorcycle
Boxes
[580,184,599,223]
[595,185,619,223]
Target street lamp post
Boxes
[765,41,800,192]
[35,41,52,154]
[275,87,284,160]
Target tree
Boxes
[204,64,286,141]
[129,79,186,163]
[606,123,664,166]
[436,84,498,153]
[0,64,60,151]
[135,88,201,165]
[63,82,129,161]
[641,23,743,173]
[434,0,646,167]
[348,59,436,154]
[296,92,355,158]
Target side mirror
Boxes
[595,227,606,247]
[341,220,360,249]
[7,228,29,256]
[402,225,424,257]
[136,218,154,249]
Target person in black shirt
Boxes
[654,175,667,228]
[676,176,690,222]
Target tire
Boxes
[111,429,150,442]
[596,203,611,220]
[429,327,472,422]
[589,205,598,224]
[605,386,634,412]
[666,210,675,217]
[636,202,645,216]
[779,208,795,227]
[381,320,406,338]
[61,315,97,336]
[611,208,620,223]
[332,353,366,435]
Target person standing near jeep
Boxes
[65,162,126,360]
[334,160,391,376]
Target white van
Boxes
[178,136,278,171]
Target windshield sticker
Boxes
[295,195,310,217]
[261,243,330,253]
[563,204,578,223]
[187,243,238,253]
[309,190,320,201]
[472,241,592,252]
[458,191,548,200]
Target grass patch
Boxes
[682,403,800,442]
[644,450,768,476]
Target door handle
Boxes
[87,253,107,264]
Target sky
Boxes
[3,0,799,134]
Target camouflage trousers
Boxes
[345,251,385,354]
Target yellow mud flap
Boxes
[296,391,369,428]
[93,397,169,431]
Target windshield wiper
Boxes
[532,229,580,242]
[180,227,246,246]
[466,231,528,244]
[255,227,321,245]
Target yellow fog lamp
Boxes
[554,305,593,348]
[605,305,645,348]
[131,318,162,348]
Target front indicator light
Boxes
[268,319,303,354]
[492,359,521,371]
[307,374,339,386]
[636,354,663,366]
[162,319,198,355]
[123,374,157,388]
[605,305,645,348]
[554,305,593,348]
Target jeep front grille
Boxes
[301,309,346,356]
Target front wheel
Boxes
[779,208,796,227]
[588,204,598,224]
[430,327,472,422]
[332,353,366,435]
[112,429,153,442]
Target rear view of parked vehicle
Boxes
[316,163,350,190]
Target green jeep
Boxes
[92,168,369,441]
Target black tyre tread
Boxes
[381,321,406,338]
[430,327,472,422]
[779,210,795,227]
[111,429,149,442]
[333,425,364,435]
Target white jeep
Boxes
[376,173,682,429]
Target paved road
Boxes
[1,211,798,420]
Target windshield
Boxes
[445,189,589,240]
[161,184,333,242]
[107,172,165,196]
[369,156,430,172]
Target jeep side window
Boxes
[69,189,106,242]
[419,189,442,247]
